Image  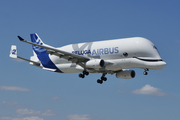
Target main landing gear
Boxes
[79,70,89,78]
[79,71,107,84]
[143,68,149,75]
[97,73,107,84]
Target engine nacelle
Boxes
[116,70,135,79]
[85,59,105,69]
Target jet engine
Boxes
[116,69,135,79]
[85,59,105,69]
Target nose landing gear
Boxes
[143,69,149,75]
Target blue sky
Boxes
[1,0,180,120]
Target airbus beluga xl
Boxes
[10,33,166,84]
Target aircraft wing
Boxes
[17,36,90,66]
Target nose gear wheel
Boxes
[143,68,149,75]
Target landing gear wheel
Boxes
[101,76,107,81]
[79,73,82,78]
[143,71,148,75]
[83,71,89,76]
[97,79,101,83]
[97,79,103,84]
[143,68,149,75]
[97,73,107,84]
[82,74,85,78]
[79,73,85,78]
[85,72,89,76]
[79,70,89,79]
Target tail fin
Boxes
[30,33,46,55]
[10,45,17,58]
[30,33,59,70]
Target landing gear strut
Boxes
[79,70,89,78]
[143,68,149,75]
[97,73,107,84]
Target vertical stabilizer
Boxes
[30,33,61,71]
[30,33,46,55]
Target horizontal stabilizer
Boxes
[9,45,40,66]
[17,56,40,66]
[10,45,17,58]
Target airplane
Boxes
[10,33,166,84]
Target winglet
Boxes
[17,36,24,41]
[10,45,17,58]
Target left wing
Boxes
[17,36,90,67]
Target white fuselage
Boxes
[48,37,166,73]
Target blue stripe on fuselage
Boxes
[36,51,63,73]
[30,33,63,73]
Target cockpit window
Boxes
[153,45,158,50]
[153,45,160,54]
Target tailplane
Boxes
[9,45,40,66]
[10,45,17,58]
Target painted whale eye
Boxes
[123,52,128,57]
[153,45,157,50]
